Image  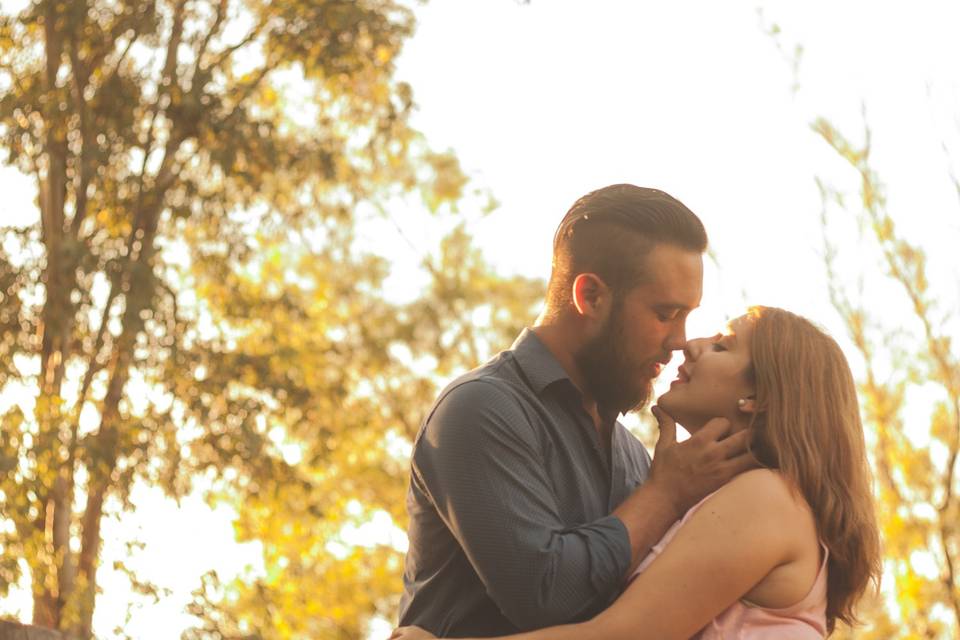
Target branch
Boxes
[818,179,905,505]
[42,0,64,91]
[938,396,960,516]
[74,268,121,415]
[941,138,960,211]
[39,1,67,249]
[156,276,181,333]
[847,138,960,516]
[96,28,141,103]
[925,82,960,212]
[204,17,268,74]
[217,60,275,128]
[125,0,186,252]
[0,59,34,103]
[76,212,166,614]
[67,30,93,237]
[162,0,188,85]
[816,120,960,501]
[132,105,161,241]
[938,521,960,631]
[193,0,229,76]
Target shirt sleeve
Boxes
[411,378,632,629]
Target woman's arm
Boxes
[393,469,810,640]
[390,623,591,640]
[584,468,810,639]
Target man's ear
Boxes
[571,273,609,319]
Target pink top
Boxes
[629,492,829,639]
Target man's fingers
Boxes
[717,427,752,459]
[652,405,677,450]
[695,416,733,441]
[724,451,760,476]
[391,628,435,640]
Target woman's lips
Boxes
[670,366,690,387]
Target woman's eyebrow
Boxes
[720,327,739,346]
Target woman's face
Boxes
[657,315,756,432]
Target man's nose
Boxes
[665,325,687,352]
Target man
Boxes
[398,185,753,635]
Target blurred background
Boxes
[0,0,957,638]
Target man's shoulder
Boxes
[432,351,529,412]
[416,352,535,438]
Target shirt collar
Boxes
[510,328,574,395]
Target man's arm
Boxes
[412,379,630,629]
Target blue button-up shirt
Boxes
[399,329,652,635]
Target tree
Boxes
[180,225,542,639]
[759,12,959,636]
[0,1,543,637]
[815,117,959,638]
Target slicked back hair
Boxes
[545,184,708,315]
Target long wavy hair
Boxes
[744,306,881,633]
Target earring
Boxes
[737,398,747,408]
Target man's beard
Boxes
[575,302,654,416]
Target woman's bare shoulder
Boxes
[722,468,802,499]
[707,468,814,539]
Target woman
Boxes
[392,306,881,639]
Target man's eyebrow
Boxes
[654,303,691,311]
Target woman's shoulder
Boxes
[705,468,814,532]
[722,468,802,501]
[714,472,824,609]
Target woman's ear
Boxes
[737,396,759,414]
[571,273,609,318]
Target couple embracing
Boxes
[391,185,880,639]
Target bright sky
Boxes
[1,1,959,638]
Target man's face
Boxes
[576,243,703,414]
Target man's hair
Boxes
[545,184,707,313]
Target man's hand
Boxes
[390,626,437,640]
[612,405,757,573]
[648,405,756,517]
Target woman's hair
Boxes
[744,306,881,633]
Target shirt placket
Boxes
[565,393,613,506]
[606,424,628,511]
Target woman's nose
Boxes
[684,333,722,360]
